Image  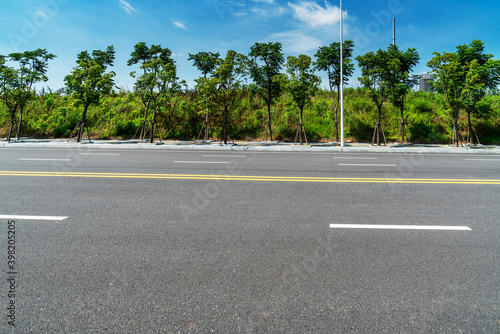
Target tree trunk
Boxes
[223,103,228,145]
[400,103,405,144]
[377,105,382,146]
[16,106,24,141]
[149,105,158,144]
[267,101,273,141]
[454,107,459,147]
[77,105,89,143]
[7,112,15,142]
[467,110,472,144]
[140,97,151,140]
[299,106,304,145]
[204,101,209,141]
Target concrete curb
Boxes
[1,139,500,154]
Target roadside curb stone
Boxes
[1,138,500,154]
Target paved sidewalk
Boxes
[1,138,500,154]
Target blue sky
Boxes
[1,0,499,91]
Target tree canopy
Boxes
[0,49,55,141]
[249,41,284,141]
[188,51,220,79]
[426,40,499,146]
[386,44,419,143]
[197,50,248,144]
[356,47,393,145]
[129,42,179,142]
[64,46,116,142]
[276,54,321,144]
[314,40,355,141]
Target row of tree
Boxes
[428,40,500,145]
[1,40,499,145]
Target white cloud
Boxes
[119,0,136,15]
[249,5,287,17]
[288,1,344,27]
[269,31,322,54]
[250,0,275,4]
[173,21,187,30]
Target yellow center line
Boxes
[1,171,500,184]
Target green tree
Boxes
[0,49,55,141]
[64,46,116,142]
[188,51,220,79]
[314,40,355,142]
[188,51,220,140]
[129,43,179,143]
[276,55,321,145]
[427,51,468,146]
[386,44,419,144]
[356,48,393,145]
[249,42,284,141]
[129,42,179,141]
[0,55,18,141]
[198,50,248,144]
[456,40,500,144]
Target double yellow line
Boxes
[1,171,500,185]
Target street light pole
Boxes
[340,0,344,147]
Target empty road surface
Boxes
[1,147,499,333]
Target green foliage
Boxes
[0,49,56,140]
[64,45,116,141]
[314,40,355,88]
[276,55,321,116]
[128,42,180,142]
[65,46,116,109]
[197,50,249,144]
[188,51,220,78]
[2,87,500,144]
[249,42,284,140]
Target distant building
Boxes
[419,74,434,92]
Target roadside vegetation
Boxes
[1,87,499,144]
[1,40,499,144]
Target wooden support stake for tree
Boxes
[330,120,339,143]
[381,124,387,145]
[0,120,14,138]
[371,124,378,146]
[397,120,407,144]
[371,122,387,146]
[197,120,210,141]
[6,119,17,142]
[294,122,308,145]
[133,120,144,140]
[86,123,92,143]
[0,122,6,138]
[67,120,82,142]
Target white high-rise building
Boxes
[419,74,434,92]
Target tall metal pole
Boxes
[340,0,344,147]
[393,17,396,45]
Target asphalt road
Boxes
[1,148,499,333]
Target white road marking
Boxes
[19,158,71,161]
[330,224,471,231]
[0,215,68,221]
[333,157,378,160]
[466,159,500,161]
[174,161,229,164]
[338,164,396,167]
[78,153,120,156]
[203,155,247,158]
